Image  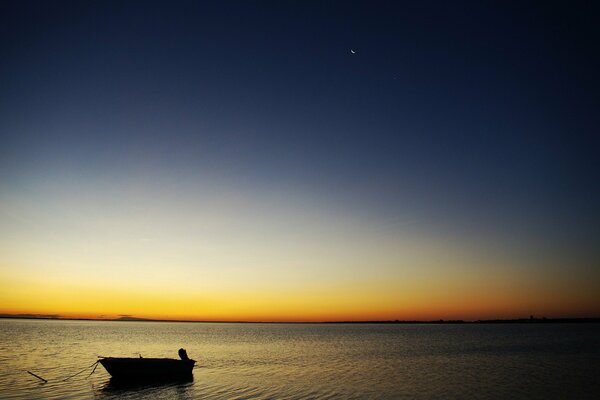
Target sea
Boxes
[0,319,598,399]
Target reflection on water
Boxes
[0,319,599,399]
[101,376,194,398]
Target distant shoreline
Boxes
[1,315,598,324]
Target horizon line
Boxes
[1,314,599,324]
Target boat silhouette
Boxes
[99,349,195,380]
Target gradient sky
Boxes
[1,0,599,321]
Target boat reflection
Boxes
[101,375,194,393]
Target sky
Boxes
[1,0,599,321]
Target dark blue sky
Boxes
[1,1,599,276]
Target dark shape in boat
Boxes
[99,348,196,380]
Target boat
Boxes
[99,349,196,380]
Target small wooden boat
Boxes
[99,349,196,380]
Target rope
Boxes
[60,360,100,382]
[27,360,101,383]
[89,361,100,376]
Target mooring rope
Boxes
[60,360,100,382]
[27,359,101,383]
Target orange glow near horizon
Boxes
[1,174,599,323]
[1,261,598,322]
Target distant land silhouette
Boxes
[0,313,61,319]
[0,314,598,324]
[114,315,153,321]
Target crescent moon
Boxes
[350,49,356,54]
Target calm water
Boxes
[0,319,598,399]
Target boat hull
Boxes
[99,357,195,380]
